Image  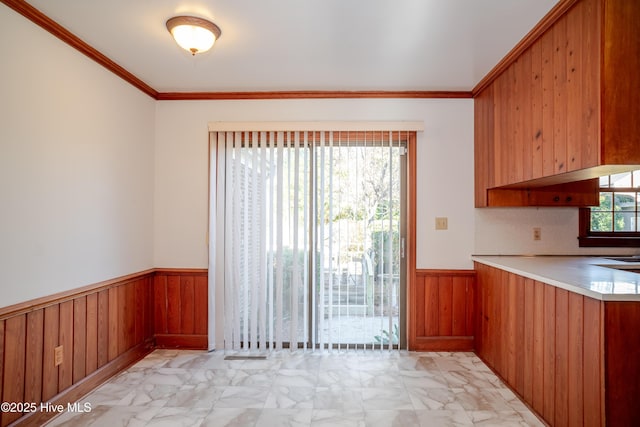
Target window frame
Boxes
[578,176,640,247]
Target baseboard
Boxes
[154,334,208,349]
[13,340,154,427]
[411,336,474,351]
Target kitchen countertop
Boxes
[471,255,640,301]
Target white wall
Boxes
[154,98,477,270]
[0,6,156,306]
[155,98,640,273]
[475,207,640,256]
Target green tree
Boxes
[591,192,634,231]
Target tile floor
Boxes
[46,349,545,426]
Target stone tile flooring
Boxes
[46,349,545,426]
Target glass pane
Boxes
[614,212,635,231]
[592,192,612,212]
[599,175,610,188]
[591,212,612,232]
[611,172,632,188]
[317,143,402,346]
[634,170,640,188]
[614,192,636,211]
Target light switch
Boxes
[435,217,448,230]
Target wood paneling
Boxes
[565,0,584,173]
[86,293,98,376]
[552,16,568,175]
[604,302,640,426]
[519,48,533,182]
[522,278,534,403]
[0,271,157,427]
[58,300,73,391]
[153,270,208,349]
[0,268,208,425]
[119,282,136,353]
[474,85,494,207]
[583,296,602,427]
[514,275,525,396]
[42,305,59,402]
[2,315,26,426]
[20,342,152,427]
[25,310,44,405]
[73,297,87,384]
[473,0,581,95]
[554,289,569,427]
[474,0,640,208]
[486,178,599,207]
[530,41,544,180]
[410,270,476,351]
[475,262,640,427]
[194,276,208,335]
[438,277,453,337]
[542,285,556,423]
[166,275,181,334]
[154,275,168,334]
[601,0,640,165]
[0,320,4,413]
[107,287,118,362]
[97,290,109,369]
[134,279,145,344]
[424,276,439,337]
[567,292,584,427]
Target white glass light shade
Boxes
[166,16,221,55]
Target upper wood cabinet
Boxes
[474,0,640,207]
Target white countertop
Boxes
[471,255,640,301]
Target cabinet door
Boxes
[474,86,495,207]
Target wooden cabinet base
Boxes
[475,262,640,426]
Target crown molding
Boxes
[1,0,158,98]
[156,91,473,100]
[7,0,542,101]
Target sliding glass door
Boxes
[213,130,407,351]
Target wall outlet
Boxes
[435,217,448,230]
[533,227,542,241]
[54,345,63,366]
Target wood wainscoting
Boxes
[409,270,476,351]
[0,268,208,427]
[153,269,208,349]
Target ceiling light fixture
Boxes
[166,16,221,56]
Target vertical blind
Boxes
[213,128,413,352]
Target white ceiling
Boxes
[24,0,558,93]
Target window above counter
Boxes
[579,170,640,247]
